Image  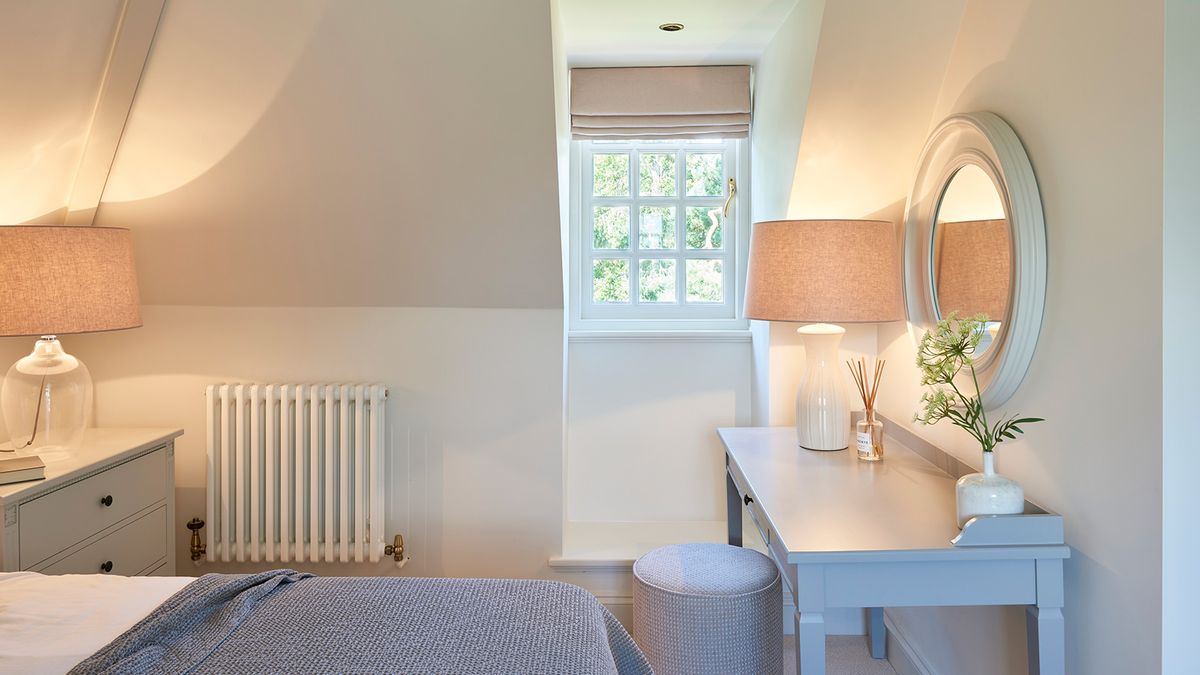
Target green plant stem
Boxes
[968,361,991,441]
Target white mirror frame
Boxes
[903,112,1046,409]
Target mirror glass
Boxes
[931,163,1011,356]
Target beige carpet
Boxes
[783,635,897,675]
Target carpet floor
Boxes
[783,635,898,675]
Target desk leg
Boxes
[866,607,887,659]
[1026,558,1065,675]
[796,612,826,675]
[796,566,827,675]
[726,470,742,547]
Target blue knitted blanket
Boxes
[71,570,652,674]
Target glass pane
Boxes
[639,259,676,303]
[639,207,676,250]
[592,206,630,250]
[592,259,630,303]
[685,206,723,249]
[593,154,629,197]
[686,153,724,196]
[639,153,677,196]
[686,259,723,303]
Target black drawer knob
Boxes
[743,494,753,506]
[100,495,113,507]
[100,560,113,573]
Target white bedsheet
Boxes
[0,571,191,674]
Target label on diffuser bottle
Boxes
[856,431,874,454]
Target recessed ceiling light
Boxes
[659,22,685,32]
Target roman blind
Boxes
[570,65,751,140]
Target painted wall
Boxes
[756,0,1165,672]
[1162,0,1200,671]
[0,0,569,583]
[0,0,123,224]
[98,0,562,310]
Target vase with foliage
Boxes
[913,313,1044,527]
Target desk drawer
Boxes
[728,463,770,546]
[20,448,167,568]
[37,506,166,575]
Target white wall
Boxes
[565,339,750,527]
[1162,0,1200,671]
[0,0,123,224]
[98,0,563,309]
[755,0,1165,672]
[63,305,564,579]
[0,0,569,583]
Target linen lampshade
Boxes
[933,218,1011,320]
[743,220,904,323]
[0,226,142,337]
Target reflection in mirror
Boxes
[932,163,1012,356]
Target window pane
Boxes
[593,259,630,303]
[639,259,676,303]
[593,154,629,197]
[686,153,724,196]
[593,206,630,250]
[639,153,677,196]
[639,207,676,249]
[686,259,723,303]
[685,206,723,249]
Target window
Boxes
[570,138,747,330]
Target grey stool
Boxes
[632,543,782,675]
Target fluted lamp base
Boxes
[795,324,849,451]
[1,337,92,452]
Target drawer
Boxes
[37,506,166,575]
[20,448,167,568]
[728,463,771,546]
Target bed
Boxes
[0,569,652,675]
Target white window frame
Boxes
[568,138,750,332]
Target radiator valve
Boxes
[384,534,407,569]
[187,517,207,564]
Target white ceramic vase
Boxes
[955,451,1024,528]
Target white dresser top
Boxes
[0,429,183,506]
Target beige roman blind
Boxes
[570,65,751,140]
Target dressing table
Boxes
[721,426,1068,675]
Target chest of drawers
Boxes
[0,429,183,576]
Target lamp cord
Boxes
[13,376,47,450]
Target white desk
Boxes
[719,426,1068,675]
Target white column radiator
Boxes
[204,383,387,563]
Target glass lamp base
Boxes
[1,337,92,451]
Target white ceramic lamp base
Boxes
[795,323,849,451]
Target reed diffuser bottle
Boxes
[849,357,885,461]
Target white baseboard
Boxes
[884,611,938,675]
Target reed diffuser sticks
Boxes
[848,357,884,414]
[847,357,886,460]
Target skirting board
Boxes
[885,611,938,675]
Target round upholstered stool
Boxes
[632,543,782,675]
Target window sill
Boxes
[567,329,752,343]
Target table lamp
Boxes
[0,226,141,451]
[744,220,903,450]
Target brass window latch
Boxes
[723,177,737,217]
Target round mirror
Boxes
[930,163,1011,358]
[903,112,1045,408]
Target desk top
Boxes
[0,428,183,506]
[719,426,1068,563]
